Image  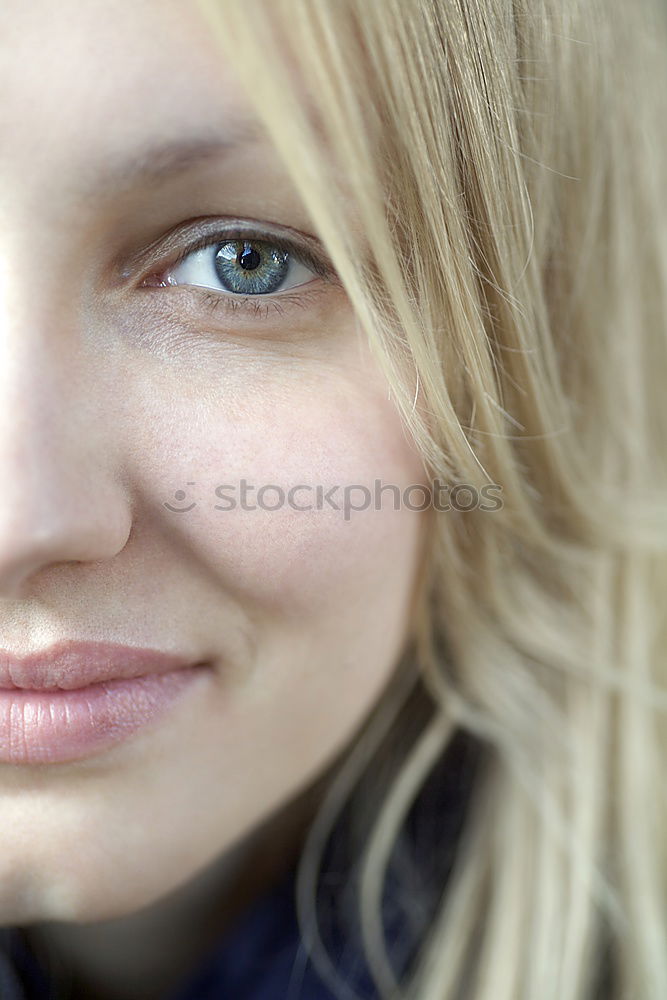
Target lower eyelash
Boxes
[189,285,323,322]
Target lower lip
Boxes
[0,668,207,765]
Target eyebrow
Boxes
[89,119,266,194]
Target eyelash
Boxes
[138,224,338,324]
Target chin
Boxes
[0,859,161,927]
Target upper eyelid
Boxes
[120,217,339,286]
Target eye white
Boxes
[168,243,315,295]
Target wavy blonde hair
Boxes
[200,1,667,998]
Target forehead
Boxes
[0,0,263,179]
[0,0,361,263]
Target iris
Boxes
[213,240,290,295]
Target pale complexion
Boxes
[0,1,428,996]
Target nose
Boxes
[0,272,132,599]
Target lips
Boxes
[0,640,211,764]
[0,640,199,690]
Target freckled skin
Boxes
[0,0,427,944]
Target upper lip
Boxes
[0,641,197,690]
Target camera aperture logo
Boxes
[163,479,503,520]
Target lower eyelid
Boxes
[138,279,331,325]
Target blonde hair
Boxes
[200,1,667,997]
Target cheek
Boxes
[127,359,428,618]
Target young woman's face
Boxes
[0,0,427,923]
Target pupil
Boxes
[239,244,261,271]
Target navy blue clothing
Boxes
[0,926,54,1000]
[163,859,382,1000]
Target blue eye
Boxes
[136,221,340,326]
[168,237,317,297]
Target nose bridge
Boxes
[0,246,132,595]
[0,240,90,477]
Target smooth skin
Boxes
[0,2,428,996]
